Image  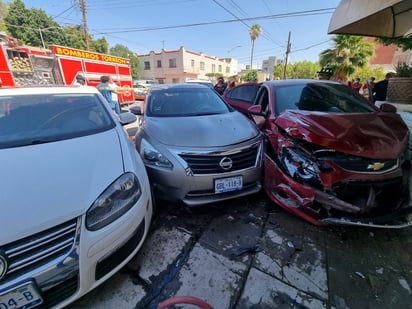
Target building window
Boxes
[218,65,222,72]
[226,66,230,74]
[144,61,150,70]
[191,59,195,67]
[157,60,162,68]
[172,78,179,83]
[211,64,216,73]
[169,58,177,68]
[200,62,205,71]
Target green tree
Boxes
[4,0,66,48]
[273,61,319,79]
[109,44,140,79]
[92,37,109,54]
[0,0,8,32]
[319,35,375,82]
[248,24,262,69]
[242,70,258,82]
[376,37,412,51]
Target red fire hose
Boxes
[157,296,214,309]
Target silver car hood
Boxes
[0,130,124,244]
[144,112,259,147]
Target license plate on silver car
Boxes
[215,175,243,193]
[0,282,43,309]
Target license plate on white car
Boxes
[0,282,43,309]
[215,175,243,193]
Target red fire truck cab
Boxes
[0,35,135,105]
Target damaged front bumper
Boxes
[265,154,412,228]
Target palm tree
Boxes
[319,35,375,82]
[249,24,262,69]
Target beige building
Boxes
[136,46,238,84]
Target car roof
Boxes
[262,79,340,86]
[149,83,212,91]
[0,86,100,96]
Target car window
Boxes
[146,88,231,117]
[275,83,377,114]
[0,93,114,149]
[226,84,259,104]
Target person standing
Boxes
[214,77,226,95]
[351,77,362,93]
[317,67,333,80]
[372,73,393,102]
[97,75,120,114]
[108,77,121,113]
[74,74,86,86]
[362,77,375,100]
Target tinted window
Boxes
[275,83,376,114]
[0,94,114,149]
[147,88,230,117]
[227,85,259,104]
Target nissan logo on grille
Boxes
[0,253,7,280]
[219,157,233,170]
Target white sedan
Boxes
[0,86,153,308]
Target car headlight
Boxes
[86,172,142,231]
[281,147,321,182]
[140,138,173,168]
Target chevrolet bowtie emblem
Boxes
[367,162,385,171]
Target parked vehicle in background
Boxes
[130,83,263,206]
[222,82,261,115]
[133,83,149,101]
[227,79,412,228]
[0,35,135,105]
[0,86,153,308]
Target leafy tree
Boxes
[91,37,109,54]
[319,35,375,82]
[274,61,319,79]
[242,70,258,82]
[0,0,8,32]
[109,44,140,79]
[353,66,386,85]
[248,24,262,69]
[4,0,66,47]
[376,37,412,51]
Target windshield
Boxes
[275,83,377,115]
[0,93,114,149]
[146,87,231,117]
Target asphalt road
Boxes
[68,191,412,309]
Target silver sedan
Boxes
[131,83,263,206]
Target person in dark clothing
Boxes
[372,73,393,102]
[214,77,226,95]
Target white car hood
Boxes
[0,130,124,244]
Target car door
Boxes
[223,83,260,115]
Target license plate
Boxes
[215,176,243,193]
[0,282,43,309]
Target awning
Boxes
[328,0,412,38]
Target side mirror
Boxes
[130,105,142,115]
[118,111,137,126]
[379,103,397,113]
[248,105,265,116]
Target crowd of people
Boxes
[317,66,393,103]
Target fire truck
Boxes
[0,34,135,105]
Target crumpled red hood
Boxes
[275,110,409,159]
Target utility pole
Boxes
[283,31,291,80]
[79,0,90,51]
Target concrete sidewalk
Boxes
[69,193,412,309]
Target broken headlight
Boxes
[281,147,324,184]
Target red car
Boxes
[224,79,412,228]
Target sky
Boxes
[19,0,342,68]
